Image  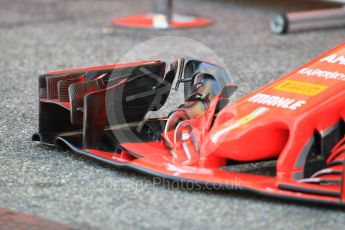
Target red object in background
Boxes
[111,0,212,29]
[112,13,212,29]
[33,43,345,207]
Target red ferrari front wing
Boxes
[33,43,345,207]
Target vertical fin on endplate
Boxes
[83,89,107,150]
[58,75,85,102]
[58,71,114,102]
[46,74,81,99]
[82,79,128,151]
[69,73,108,124]
[46,75,69,99]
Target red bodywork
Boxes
[34,43,345,206]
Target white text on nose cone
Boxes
[248,93,306,110]
[320,54,345,66]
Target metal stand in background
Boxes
[271,3,345,34]
[111,0,212,29]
